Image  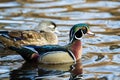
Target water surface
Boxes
[0,0,120,80]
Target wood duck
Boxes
[9,23,95,64]
[0,21,58,47]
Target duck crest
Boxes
[69,40,82,60]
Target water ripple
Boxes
[0,0,120,80]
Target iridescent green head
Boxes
[69,23,94,42]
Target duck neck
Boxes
[68,40,82,60]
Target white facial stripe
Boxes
[70,31,76,43]
[75,35,82,40]
[70,28,86,41]
[81,30,84,37]
[48,25,55,29]
[75,29,84,40]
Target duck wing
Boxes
[0,30,23,40]
[25,45,68,54]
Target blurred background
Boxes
[0,0,120,80]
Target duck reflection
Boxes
[69,60,83,80]
[10,62,38,80]
[10,60,83,80]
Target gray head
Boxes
[34,21,59,33]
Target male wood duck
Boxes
[9,23,95,64]
[0,21,58,47]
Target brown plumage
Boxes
[0,21,58,48]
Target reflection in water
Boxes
[69,60,83,80]
[0,0,120,80]
[10,60,83,80]
[10,62,38,80]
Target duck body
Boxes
[0,30,58,47]
[0,21,58,47]
[8,23,94,64]
[9,40,81,64]
[27,39,82,64]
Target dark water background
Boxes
[0,0,120,80]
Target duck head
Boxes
[34,21,60,34]
[69,23,95,42]
[68,23,94,60]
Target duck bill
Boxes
[54,28,61,34]
[87,30,95,36]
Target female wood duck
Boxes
[0,21,58,47]
[9,23,95,64]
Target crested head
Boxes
[68,23,94,60]
[69,23,94,42]
[34,21,58,33]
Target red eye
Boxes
[81,27,87,34]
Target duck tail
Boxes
[0,31,10,39]
[0,31,8,34]
[9,46,18,51]
[0,35,16,48]
[9,46,39,62]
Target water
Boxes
[0,0,120,80]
